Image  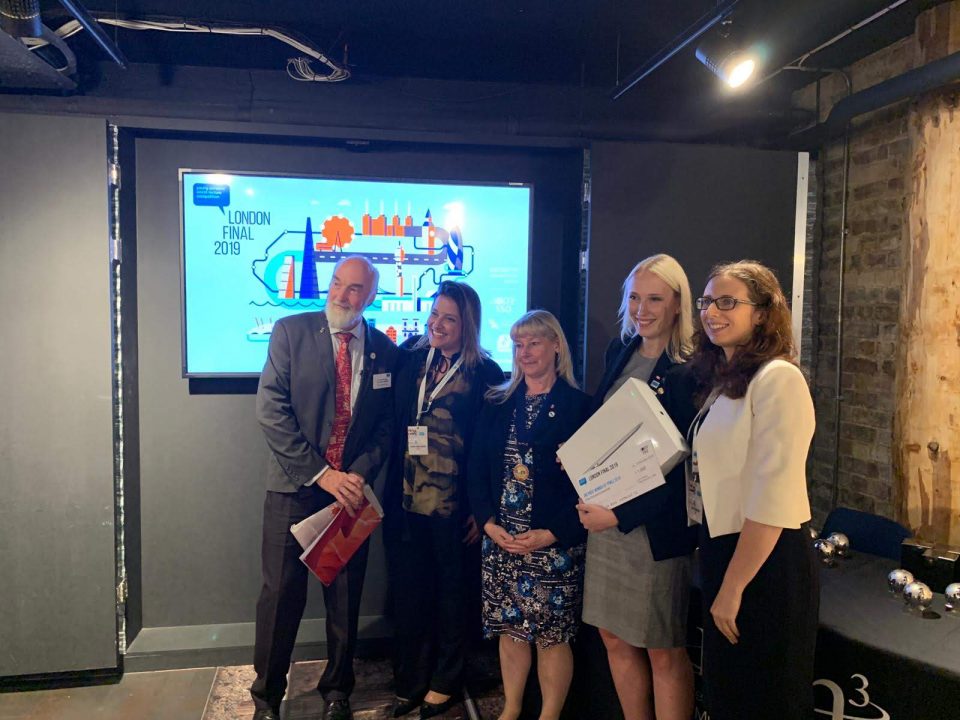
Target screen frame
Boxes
[178,167,535,378]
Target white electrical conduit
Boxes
[762,0,912,83]
[791,0,911,69]
[52,17,349,82]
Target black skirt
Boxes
[698,517,820,720]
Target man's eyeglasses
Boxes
[695,296,762,311]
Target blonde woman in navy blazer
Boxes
[688,261,818,720]
[577,254,698,720]
[467,310,590,720]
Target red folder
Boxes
[290,484,384,586]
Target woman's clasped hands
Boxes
[483,521,556,554]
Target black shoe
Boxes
[253,709,280,720]
[419,694,461,719]
[323,698,353,720]
[392,694,424,717]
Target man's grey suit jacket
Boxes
[256,311,398,500]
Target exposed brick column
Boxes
[803,47,911,525]
[796,1,960,531]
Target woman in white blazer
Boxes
[687,261,818,720]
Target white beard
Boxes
[325,303,362,329]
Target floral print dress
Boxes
[481,393,586,647]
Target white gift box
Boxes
[558,378,689,502]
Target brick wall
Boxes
[796,36,914,525]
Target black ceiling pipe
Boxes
[57,0,127,68]
[791,48,960,148]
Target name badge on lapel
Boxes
[373,372,392,390]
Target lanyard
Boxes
[687,387,721,446]
[415,346,463,425]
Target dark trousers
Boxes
[385,511,468,699]
[250,487,370,712]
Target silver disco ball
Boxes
[813,539,837,565]
[887,568,914,594]
[903,581,933,610]
[826,532,850,557]
[945,583,960,612]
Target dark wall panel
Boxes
[132,137,582,635]
[0,113,117,675]
[586,142,801,390]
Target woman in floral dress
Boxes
[468,310,590,720]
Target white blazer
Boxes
[694,359,815,538]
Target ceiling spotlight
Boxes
[695,31,757,89]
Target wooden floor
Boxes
[0,658,504,720]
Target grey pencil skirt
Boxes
[581,525,692,648]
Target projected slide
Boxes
[181,171,532,376]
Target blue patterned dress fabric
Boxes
[481,393,586,647]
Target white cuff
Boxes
[305,465,330,487]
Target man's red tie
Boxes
[326,331,353,471]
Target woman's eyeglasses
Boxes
[695,296,762,311]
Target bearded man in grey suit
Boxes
[251,256,398,720]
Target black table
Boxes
[689,553,960,719]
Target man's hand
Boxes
[463,514,481,545]
[319,470,365,516]
[511,528,557,553]
[576,502,619,532]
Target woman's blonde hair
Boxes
[617,253,694,362]
[485,309,578,403]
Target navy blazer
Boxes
[590,335,698,561]
[468,378,591,549]
[256,311,398,501]
[383,338,505,525]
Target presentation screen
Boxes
[180,170,532,376]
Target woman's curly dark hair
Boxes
[690,260,797,400]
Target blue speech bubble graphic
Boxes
[193,183,230,214]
